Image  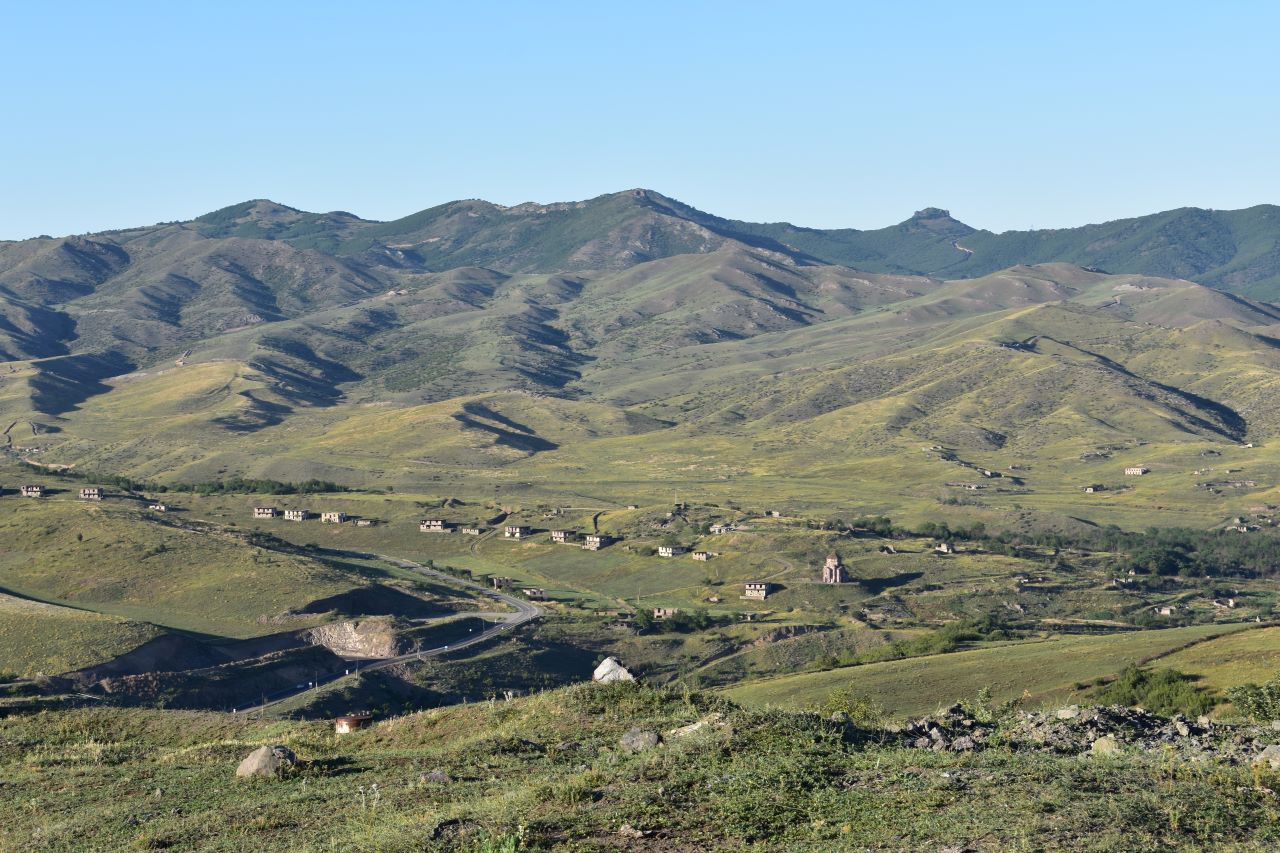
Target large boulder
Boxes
[593,657,634,683]
[236,745,297,779]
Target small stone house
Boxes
[462,526,483,536]
[652,607,680,619]
[743,582,771,600]
[522,587,547,600]
[21,485,45,498]
[321,511,347,524]
[284,509,310,522]
[79,487,102,500]
[934,542,954,555]
[658,545,686,557]
[1125,467,1149,476]
[333,712,374,734]
[419,519,448,532]
[253,506,280,519]
[504,525,530,539]
[821,553,848,584]
[148,502,169,512]
[491,576,514,590]
[355,518,375,527]
[1083,485,1105,494]
[1153,605,1178,617]
[551,529,574,544]
[692,551,710,561]
[583,534,611,551]
[709,523,732,535]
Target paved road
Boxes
[239,552,542,715]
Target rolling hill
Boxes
[5,193,1280,526]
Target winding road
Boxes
[239,552,542,715]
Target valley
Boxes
[7,191,1280,850]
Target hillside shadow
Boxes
[452,410,558,453]
[858,572,923,594]
[28,351,135,415]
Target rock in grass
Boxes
[1253,745,1280,769]
[593,657,634,683]
[421,769,451,784]
[667,713,724,739]
[1089,736,1121,756]
[236,745,297,778]
[1056,705,1081,720]
[619,727,660,752]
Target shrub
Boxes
[1095,664,1215,716]
[1227,673,1280,721]
[815,686,887,727]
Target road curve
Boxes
[240,551,542,715]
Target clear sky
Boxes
[3,1,1277,239]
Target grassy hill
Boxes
[0,593,162,677]
[7,250,1280,532]
[723,623,1251,717]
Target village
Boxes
[4,466,1275,637]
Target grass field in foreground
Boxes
[4,684,1280,851]
[722,623,1254,717]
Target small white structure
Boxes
[79,487,102,501]
[709,523,732,535]
[419,519,448,532]
[743,582,771,600]
[934,542,954,555]
[551,529,574,544]
[253,506,279,519]
[321,511,347,524]
[284,509,309,522]
[652,607,680,619]
[21,485,46,498]
[504,525,530,539]
[692,551,710,561]
[592,656,635,683]
[148,503,169,512]
[462,526,483,536]
[583,534,611,551]
[658,545,686,557]
[1125,467,1149,476]
[355,518,375,527]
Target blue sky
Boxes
[2,1,1276,238]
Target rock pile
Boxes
[899,704,991,752]
[897,704,1280,766]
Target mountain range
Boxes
[5,189,1280,524]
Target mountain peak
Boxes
[913,207,954,220]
